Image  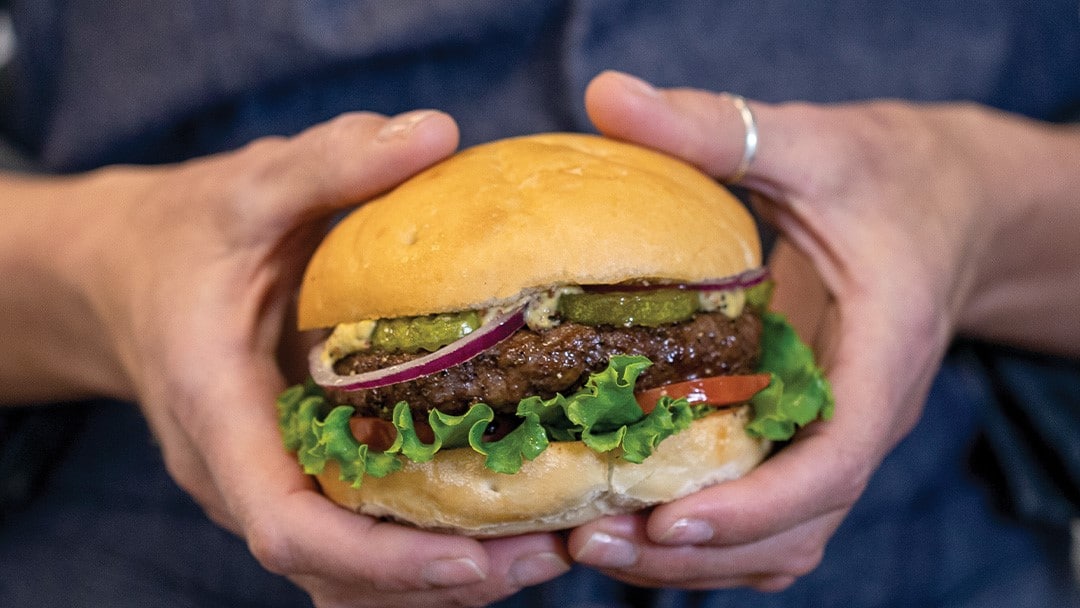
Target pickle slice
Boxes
[558,289,698,327]
[371,310,482,353]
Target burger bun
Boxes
[317,408,769,537]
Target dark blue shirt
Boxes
[2,1,1079,171]
[0,4,1078,605]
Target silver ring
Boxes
[725,94,758,184]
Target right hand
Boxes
[568,70,992,590]
[47,111,570,606]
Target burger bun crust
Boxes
[301,133,770,537]
[316,407,769,537]
[298,133,762,329]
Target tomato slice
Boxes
[348,415,436,451]
[635,373,772,413]
[348,417,399,451]
[346,373,772,448]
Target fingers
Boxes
[584,71,860,289]
[565,272,933,589]
[294,533,569,608]
[581,70,961,593]
[279,514,569,607]
[124,106,577,604]
[251,489,569,605]
[585,71,751,179]
[565,380,876,589]
[214,110,460,233]
[565,309,936,589]
[569,416,871,559]
[585,70,849,202]
[569,512,838,591]
[175,354,569,605]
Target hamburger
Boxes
[276,133,833,537]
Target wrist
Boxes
[0,169,140,403]
[945,106,1080,354]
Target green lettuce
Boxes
[749,311,835,440]
[276,355,694,487]
[276,304,834,487]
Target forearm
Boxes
[0,170,134,404]
[948,107,1080,356]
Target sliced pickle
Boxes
[371,310,482,353]
[557,289,699,327]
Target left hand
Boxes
[59,110,570,607]
[568,70,993,590]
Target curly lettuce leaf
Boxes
[472,412,550,474]
[393,401,550,474]
[275,383,403,484]
[275,355,691,487]
[748,311,835,440]
[275,311,834,487]
[517,355,693,463]
[618,395,696,463]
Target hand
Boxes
[62,111,570,606]
[568,71,997,589]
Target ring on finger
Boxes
[723,93,758,184]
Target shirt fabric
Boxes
[1,2,1079,606]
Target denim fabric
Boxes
[970,345,1080,529]
[492,348,1080,608]
[1,2,1078,606]
[1,352,1076,607]
[0,401,311,607]
[3,1,1079,170]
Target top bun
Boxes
[299,133,761,329]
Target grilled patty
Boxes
[328,310,762,420]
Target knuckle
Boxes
[830,455,872,510]
[780,102,858,199]
[318,111,370,140]
[813,433,874,509]
[240,134,289,157]
[223,164,278,219]
[784,543,825,578]
[214,134,295,227]
[245,517,297,576]
[304,111,383,160]
[158,449,201,498]
[752,574,798,593]
[839,455,872,502]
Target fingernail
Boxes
[422,557,486,587]
[509,552,571,587]
[377,110,438,142]
[614,71,661,98]
[573,532,638,568]
[661,518,714,545]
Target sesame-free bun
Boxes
[298,133,761,329]
[316,408,769,537]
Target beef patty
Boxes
[327,310,762,420]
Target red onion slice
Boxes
[580,267,769,293]
[687,267,770,291]
[309,305,527,392]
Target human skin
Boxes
[2,72,1079,605]
[570,70,1080,590]
[0,110,571,608]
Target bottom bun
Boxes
[317,407,770,537]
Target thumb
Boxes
[584,70,859,297]
[584,71,839,202]
[217,110,461,231]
